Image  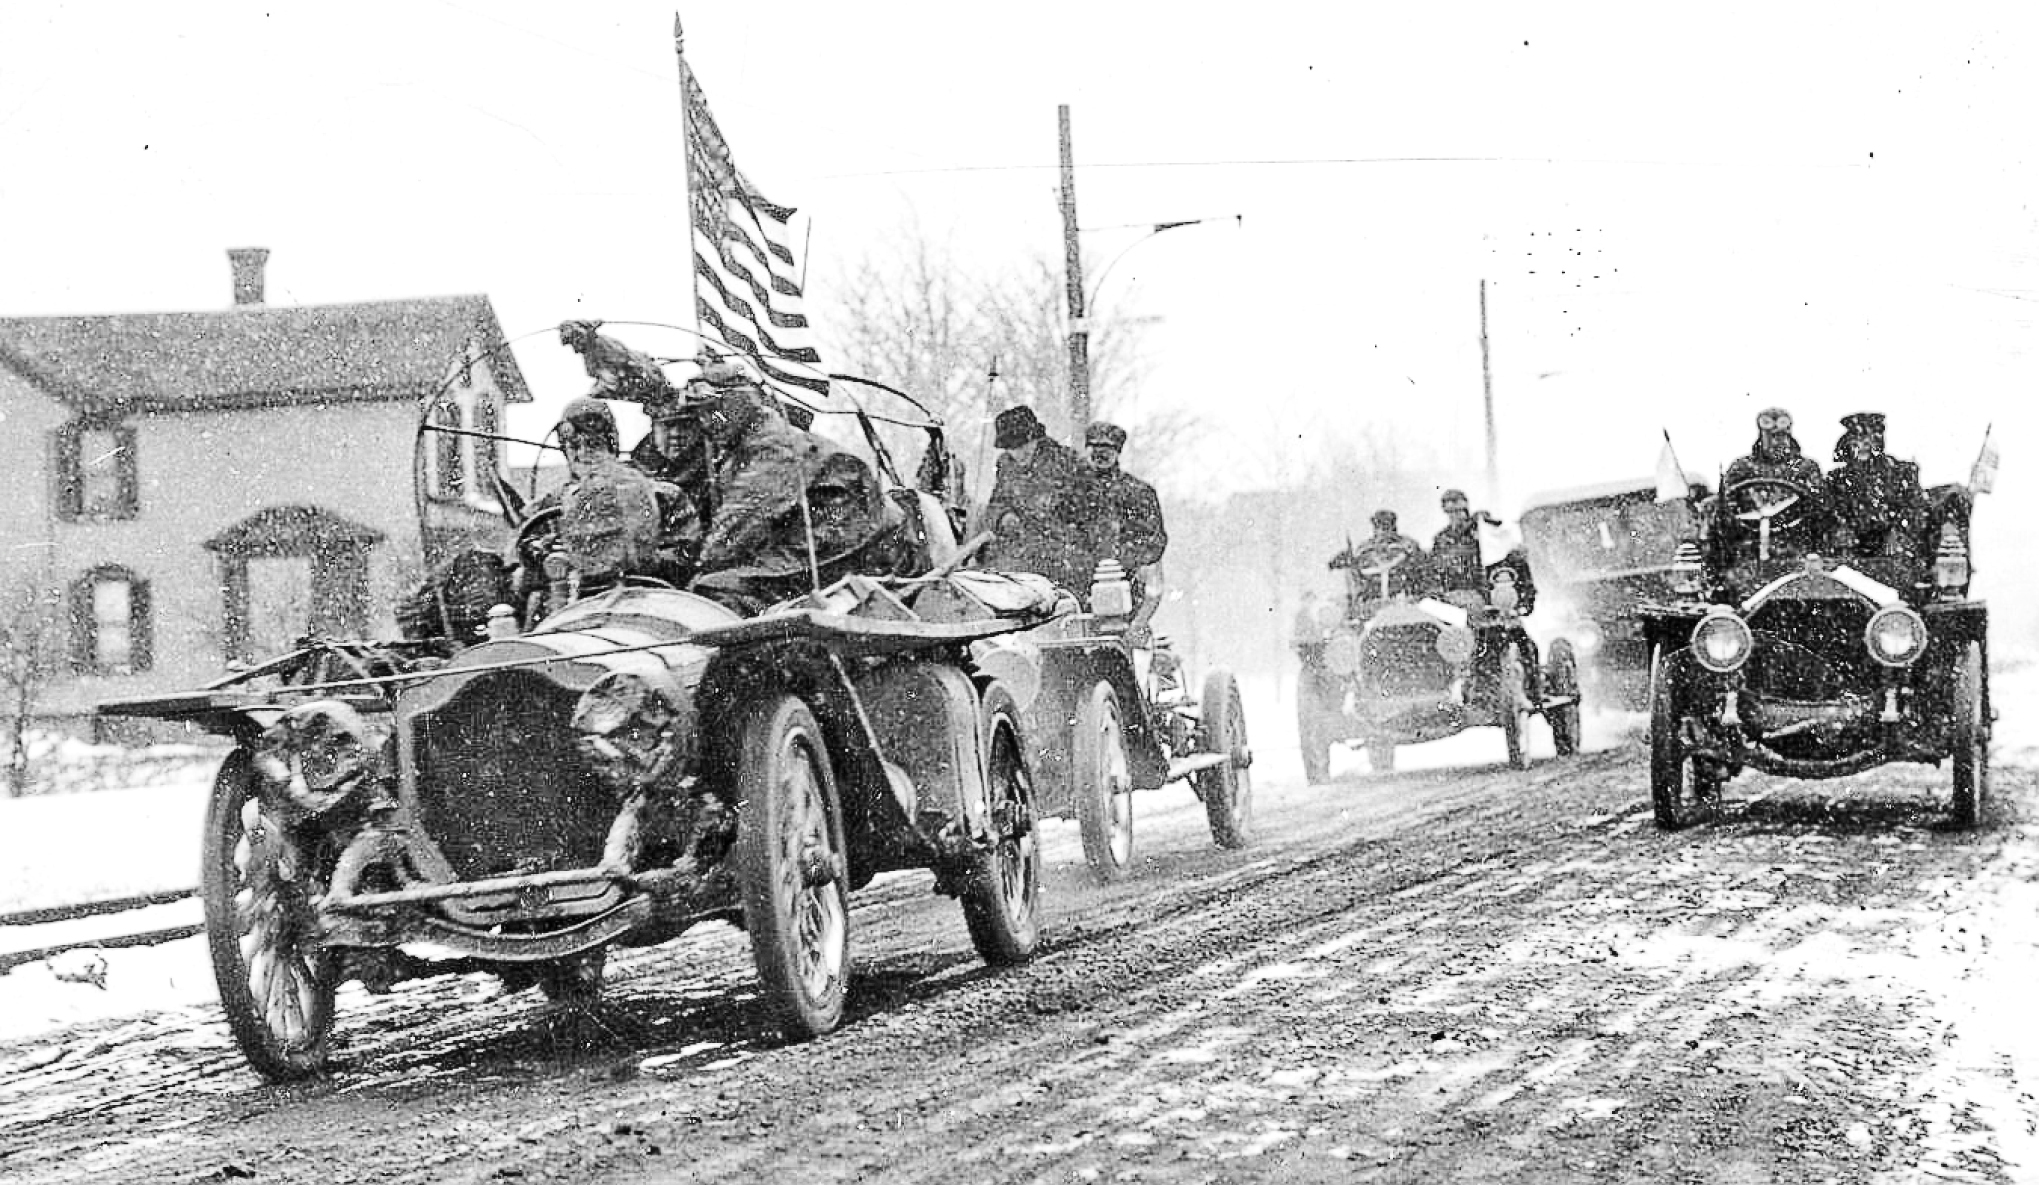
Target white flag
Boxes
[1655,439,1690,503]
[1970,430,1999,495]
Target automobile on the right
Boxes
[1638,427,1989,829]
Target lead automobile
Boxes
[1638,470,1989,828]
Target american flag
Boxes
[676,30,828,403]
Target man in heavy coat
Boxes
[1718,406,1831,565]
[1072,420,1169,632]
[981,405,1089,593]
[1826,411,1924,561]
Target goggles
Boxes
[1756,410,1794,432]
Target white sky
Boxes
[2,3,2033,561]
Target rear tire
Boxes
[734,695,850,1040]
[1073,682,1135,882]
[1544,638,1582,758]
[535,948,607,1006]
[1296,667,1336,785]
[1951,641,1989,829]
[961,685,1043,964]
[1197,669,1254,850]
[1649,644,1717,829]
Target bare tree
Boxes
[0,578,70,797]
[814,222,1198,501]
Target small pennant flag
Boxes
[1655,435,1690,503]
[1970,425,1999,495]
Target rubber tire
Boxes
[733,695,851,1040]
[1296,667,1336,785]
[1649,644,1717,829]
[202,748,338,1082]
[1197,669,1254,850]
[1545,638,1582,758]
[961,684,1043,965]
[1500,641,1533,770]
[535,947,607,1006]
[1367,743,1397,773]
[1073,681,1135,883]
[1951,641,1989,829]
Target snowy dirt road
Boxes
[0,692,2033,1185]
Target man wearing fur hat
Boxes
[1717,406,1831,565]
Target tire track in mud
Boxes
[3,738,2030,1185]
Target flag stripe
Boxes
[680,54,824,402]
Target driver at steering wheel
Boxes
[1717,406,1831,566]
[1330,510,1434,610]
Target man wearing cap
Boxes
[1070,420,1170,632]
[1826,412,1924,560]
[1429,488,1507,597]
[981,405,1088,592]
[1718,406,1831,565]
[1330,510,1432,604]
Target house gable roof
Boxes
[0,296,533,417]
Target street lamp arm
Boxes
[1081,214,1240,318]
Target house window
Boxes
[54,420,140,521]
[205,506,383,664]
[68,565,152,675]
[430,395,467,499]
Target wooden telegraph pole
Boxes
[1480,278,1498,506]
[1059,104,1090,433]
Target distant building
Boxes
[0,248,530,721]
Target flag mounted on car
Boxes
[675,19,828,406]
[1654,431,1692,503]
[1969,424,1999,495]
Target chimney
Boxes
[227,247,270,306]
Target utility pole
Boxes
[1058,104,1090,433]
[1479,278,1498,506]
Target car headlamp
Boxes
[572,670,696,792]
[1312,599,1345,632]
[254,699,377,818]
[1488,572,1521,612]
[1573,621,1604,656]
[1434,624,1477,666]
[1864,605,1928,668]
[1690,609,1753,674]
[1323,630,1363,676]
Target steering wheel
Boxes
[1353,543,1413,600]
[514,505,563,570]
[1723,476,1818,560]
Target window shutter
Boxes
[53,426,83,521]
[65,575,94,672]
[115,426,140,519]
[128,577,153,672]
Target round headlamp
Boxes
[1864,605,1928,668]
[1312,599,1345,632]
[1573,621,1604,656]
[1488,570,1520,612]
[1690,609,1752,674]
[1434,624,1477,666]
[1323,630,1363,677]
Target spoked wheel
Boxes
[1073,681,1136,883]
[1296,666,1337,785]
[1499,641,1534,770]
[734,695,850,1040]
[1366,743,1397,773]
[1950,640,1990,829]
[1197,668,1255,850]
[961,684,1042,965]
[1544,637,1583,758]
[1649,644,1719,829]
[202,748,338,1082]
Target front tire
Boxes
[202,748,338,1082]
[1544,638,1582,757]
[734,696,850,1039]
[961,684,1043,964]
[1073,681,1136,883]
[1649,644,1717,829]
[1499,641,1533,770]
[1951,641,1989,829]
[1197,669,1254,850]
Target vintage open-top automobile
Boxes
[983,560,1254,882]
[1638,468,1989,828]
[101,570,1062,1081]
[1295,537,1581,781]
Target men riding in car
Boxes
[981,405,1089,594]
[1330,510,1433,607]
[1826,411,1925,562]
[1431,488,1508,598]
[687,363,899,614]
[1716,406,1831,567]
